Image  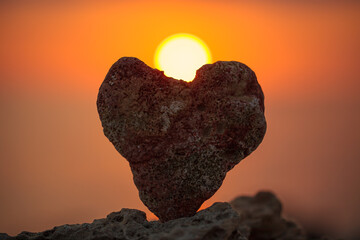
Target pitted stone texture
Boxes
[97,57,266,221]
[2,192,327,240]
[2,202,248,240]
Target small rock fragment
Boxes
[97,57,267,221]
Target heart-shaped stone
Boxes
[97,57,266,222]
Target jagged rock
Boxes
[97,57,266,221]
[2,202,248,240]
[231,191,306,240]
[2,192,322,240]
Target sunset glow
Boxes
[154,33,211,82]
[1,0,360,237]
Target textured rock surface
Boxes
[231,192,307,240]
[97,57,266,221]
[2,202,247,240]
[2,192,322,240]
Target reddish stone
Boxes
[97,57,266,221]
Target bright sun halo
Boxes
[154,33,212,82]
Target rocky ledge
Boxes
[1,192,330,240]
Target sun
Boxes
[154,33,212,82]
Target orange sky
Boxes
[1,0,360,238]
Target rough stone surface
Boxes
[231,192,307,240]
[2,202,247,240]
[2,192,323,240]
[97,57,267,221]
